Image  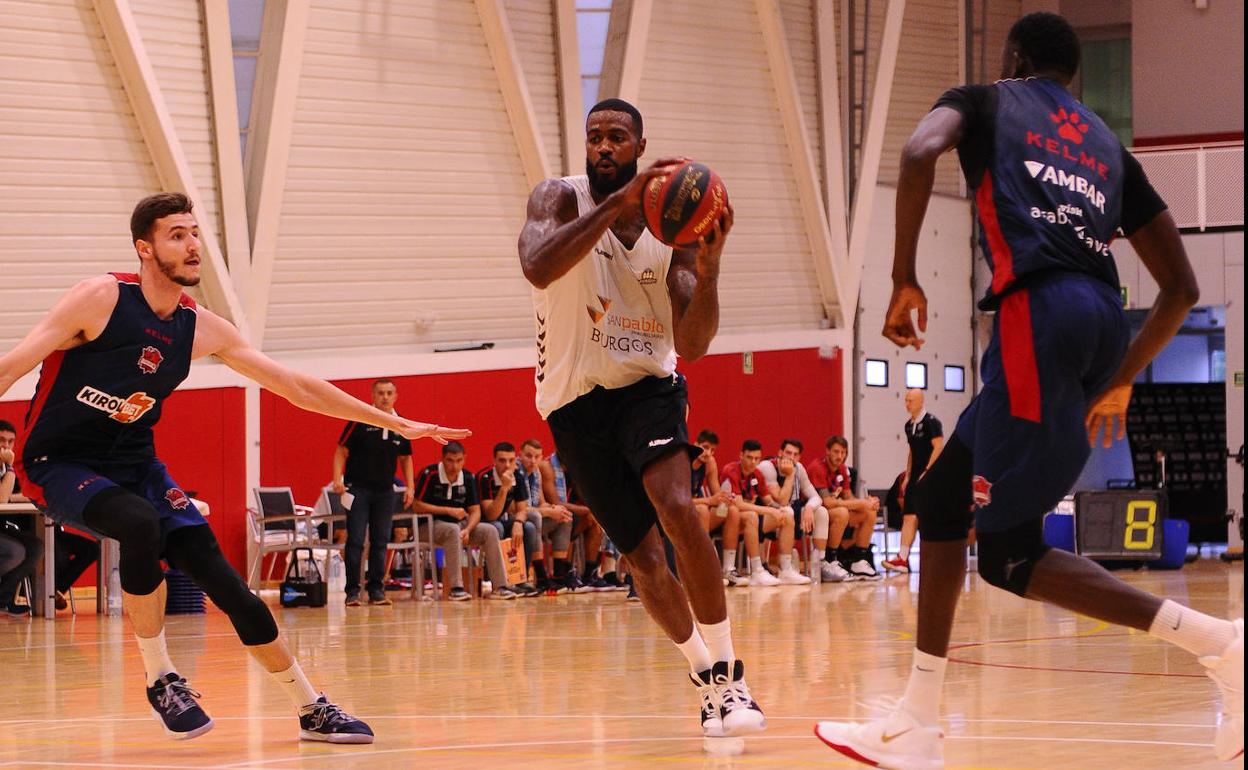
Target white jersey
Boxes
[533,175,678,418]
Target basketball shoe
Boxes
[722,568,750,587]
[821,560,850,582]
[146,673,213,740]
[299,695,374,743]
[750,568,781,587]
[711,660,766,735]
[815,707,943,770]
[882,556,911,573]
[1201,617,1244,761]
[689,669,724,737]
[778,567,812,585]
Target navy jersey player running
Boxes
[815,14,1242,769]
[0,193,468,743]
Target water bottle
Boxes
[715,502,728,518]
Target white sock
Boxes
[722,549,736,572]
[697,617,736,665]
[749,556,763,573]
[1148,600,1236,659]
[135,630,176,685]
[779,555,793,572]
[675,629,714,674]
[900,649,947,726]
[270,661,320,709]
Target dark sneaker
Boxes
[344,591,362,607]
[299,695,374,744]
[690,668,724,737]
[367,589,392,606]
[514,582,541,598]
[489,586,520,600]
[588,575,612,592]
[566,571,592,594]
[4,601,31,618]
[625,577,640,602]
[447,587,472,602]
[146,673,213,740]
[601,572,629,591]
[711,660,766,736]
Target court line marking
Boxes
[948,628,1208,678]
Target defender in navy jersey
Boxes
[0,193,467,744]
[815,14,1242,768]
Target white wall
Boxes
[854,189,975,489]
[1132,0,1244,139]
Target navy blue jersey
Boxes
[691,461,707,496]
[935,78,1166,310]
[22,273,196,464]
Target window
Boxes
[944,365,965,392]
[1080,38,1132,146]
[229,0,265,159]
[864,359,888,387]
[577,0,612,112]
[905,362,928,390]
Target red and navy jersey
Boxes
[21,273,196,464]
[935,78,1166,310]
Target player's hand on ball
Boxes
[883,282,928,349]
[1086,383,1132,448]
[620,157,689,209]
[695,202,733,280]
[400,421,471,444]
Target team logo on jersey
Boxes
[1022,161,1106,213]
[76,386,156,424]
[638,268,658,285]
[138,346,164,374]
[972,475,993,508]
[586,295,612,324]
[165,487,191,511]
[1050,107,1089,145]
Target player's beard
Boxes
[586,158,638,196]
[152,246,201,287]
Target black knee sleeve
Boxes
[165,525,278,646]
[82,487,164,595]
[913,436,975,542]
[976,518,1050,597]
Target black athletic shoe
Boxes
[299,695,374,744]
[588,575,612,592]
[344,591,362,607]
[448,586,472,602]
[514,582,541,598]
[146,673,214,740]
[601,571,629,591]
[4,601,31,618]
[625,576,640,602]
[690,668,724,737]
[367,589,392,606]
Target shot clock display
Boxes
[1074,490,1166,560]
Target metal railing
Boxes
[1132,141,1244,231]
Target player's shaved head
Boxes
[1003,12,1081,83]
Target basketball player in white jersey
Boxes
[517,99,765,738]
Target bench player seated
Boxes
[757,438,826,581]
[808,436,881,581]
[720,440,808,586]
[477,442,543,596]
[689,431,743,576]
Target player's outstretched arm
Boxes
[1086,209,1198,447]
[668,203,733,361]
[192,309,470,444]
[0,276,118,399]
[884,106,966,350]
[518,158,686,289]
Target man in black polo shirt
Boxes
[331,379,415,606]
[884,389,943,573]
[477,442,541,597]
[412,442,518,601]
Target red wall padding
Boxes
[262,347,844,519]
[2,346,841,576]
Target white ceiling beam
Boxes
[244,0,310,348]
[845,0,906,322]
[202,0,252,303]
[755,0,845,327]
[554,0,583,176]
[599,0,652,103]
[815,0,851,268]
[475,0,552,188]
[92,0,247,331]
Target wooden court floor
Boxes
[0,559,1241,769]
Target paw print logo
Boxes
[1050,107,1089,145]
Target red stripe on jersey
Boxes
[178,293,197,311]
[414,467,436,500]
[975,171,1016,296]
[16,349,66,507]
[999,290,1042,423]
[338,422,357,447]
[110,271,140,284]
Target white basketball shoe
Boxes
[1201,617,1244,761]
[814,708,944,770]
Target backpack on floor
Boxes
[280,548,327,608]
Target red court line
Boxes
[948,632,1206,679]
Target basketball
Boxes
[642,161,729,249]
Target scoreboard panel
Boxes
[1074,490,1166,561]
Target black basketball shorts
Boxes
[547,373,700,555]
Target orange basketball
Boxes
[642,161,728,249]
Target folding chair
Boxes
[248,487,319,589]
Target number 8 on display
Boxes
[1123,500,1157,550]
